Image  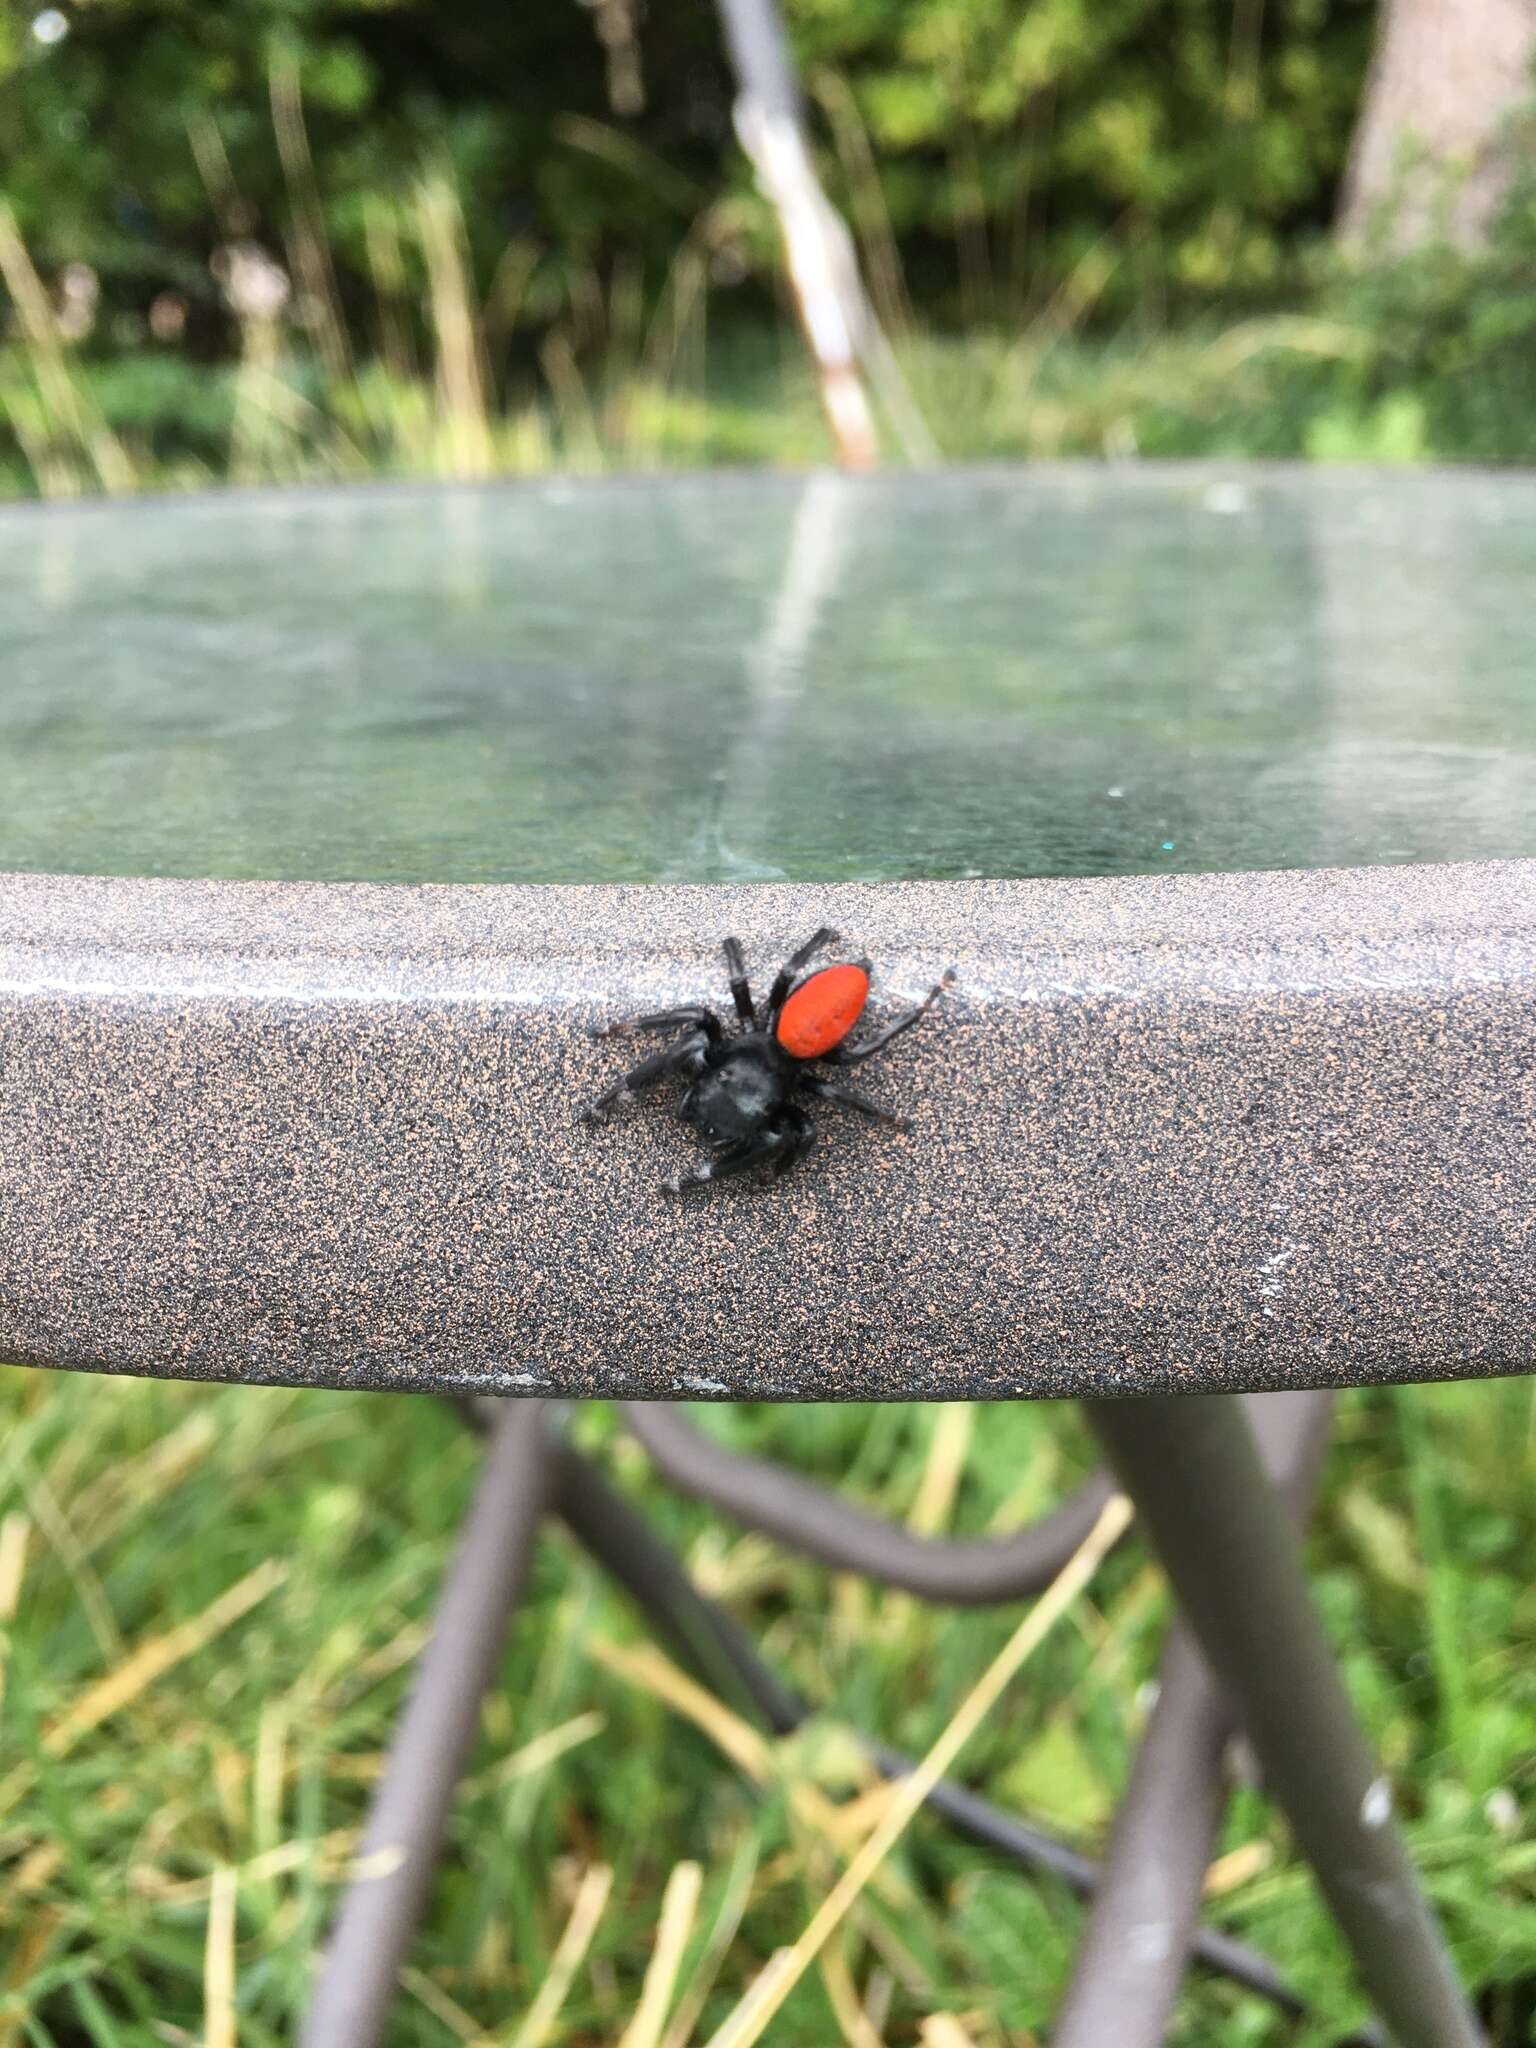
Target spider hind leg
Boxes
[766,926,840,1021]
[830,972,953,1066]
[804,1076,908,1129]
[721,938,756,1028]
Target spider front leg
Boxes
[590,1006,723,1044]
[582,1034,709,1125]
[661,1109,812,1195]
[771,1107,816,1176]
[829,971,954,1066]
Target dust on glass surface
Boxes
[2,468,1534,885]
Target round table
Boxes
[3,465,1533,1403]
[5,464,1526,2048]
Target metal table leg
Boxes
[1053,1390,1336,2048]
[301,1401,551,2048]
[314,1387,1474,2047]
[1083,1392,1484,2048]
[549,1434,1324,2027]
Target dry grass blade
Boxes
[552,116,701,216]
[46,1558,286,1758]
[906,1406,975,1537]
[917,2017,983,2048]
[539,331,605,472]
[618,1859,703,2048]
[268,45,351,385]
[0,1558,286,1822]
[660,1833,759,2048]
[0,202,135,495]
[129,1825,397,1906]
[252,1703,287,1865]
[0,1903,61,2048]
[588,1637,765,1779]
[19,1464,123,1663]
[883,1403,976,1635]
[819,1935,886,2048]
[363,196,419,384]
[343,1617,432,1693]
[203,1864,237,2048]
[0,1516,30,1624]
[0,1514,30,1724]
[500,1862,614,2048]
[701,1493,1134,2048]
[401,1966,484,2043]
[808,66,913,340]
[75,1413,219,1558]
[586,1638,902,1889]
[185,112,243,240]
[0,1840,63,1923]
[1204,1839,1274,1895]
[415,170,494,478]
[465,1709,607,1797]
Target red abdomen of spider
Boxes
[775,963,870,1059]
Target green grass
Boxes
[3,1364,1535,2045]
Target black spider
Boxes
[582,927,951,1195]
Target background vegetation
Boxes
[4,0,1379,320]
[4,0,1536,493]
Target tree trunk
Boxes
[1339,0,1536,249]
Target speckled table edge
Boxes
[2,859,1533,1402]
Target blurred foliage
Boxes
[8,176,1536,498]
[0,0,1375,357]
[1289,163,1536,466]
[3,0,1536,498]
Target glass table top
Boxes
[3,465,1534,887]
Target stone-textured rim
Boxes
[2,859,1533,1402]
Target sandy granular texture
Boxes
[1,860,1533,1403]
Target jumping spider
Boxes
[583,927,952,1195]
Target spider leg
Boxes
[582,1033,709,1124]
[770,1105,816,1176]
[661,1111,810,1194]
[803,1076,908,1129]
[590,1006,723,1044]
[828,972,953,1066]
[766,926,840,1022]
[721,937,756,1028]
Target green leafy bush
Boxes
[6,1,1536,492]
[2,0,1374,347]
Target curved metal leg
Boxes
[622,1401,1119,1601]
[1083,1393,1484,2048]
[549,1434,1323,2026]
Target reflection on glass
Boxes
[1,469,1534,885]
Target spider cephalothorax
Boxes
[583,928,952,1195]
